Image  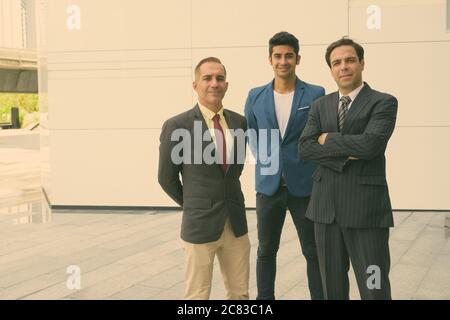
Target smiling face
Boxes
[193,61,228,111]
[329,45,364,94]
[269,45,300,81]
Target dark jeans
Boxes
[256,187,324,300]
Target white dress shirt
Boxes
[338,82,364,111]
[198,103,233,165]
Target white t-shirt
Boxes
[274,90,295,139]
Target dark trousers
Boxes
[256,187,324,300]
[314,221,392,300]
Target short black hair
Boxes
[269,31,300,56]
[194,57,227,79]
[325,38,364,68]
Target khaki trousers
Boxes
[183,219,250,300]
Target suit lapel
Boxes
[193,104,206,123]
[342,83,372,133]
[263,81,280,133]
[327,92,340,132]
[223,109,235,175]
[283,78,305,143]
[193,104,210,144]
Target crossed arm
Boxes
[318,133,359,160]
[298,97,398,172]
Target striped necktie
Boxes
[338,95,351,131]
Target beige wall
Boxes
[0,0,24,48]
[39,0,450,209]
[0,0,35,48]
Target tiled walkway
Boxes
[0,208,449,300]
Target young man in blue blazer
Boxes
[244,32,324,300]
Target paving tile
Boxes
[279,285,310,300]
[139,265,185,290]
[441,237,450,255]
[153,281,185,300]
[389,263,430,299]
[275,256,306,298]
[413,255,450,300]
[390,212,435,241]
[95,215,180,250]
[67,247,183,299]
[113,238,183,266]
[108,284,164,300]
[393,211,412,226]
[389,239,414,266]
[347,267,360,300]
[0,256,64,288]
[276,239,302,267]
[0,254,59,276]
[398,225,447,268]
[0,271,66,299]
[22,263,133,300]
[428,213,447,228]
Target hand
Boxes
[318,133,328,145]
[348,156,359,160]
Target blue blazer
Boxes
[244,78,325,197]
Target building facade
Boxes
[37,0,450,210]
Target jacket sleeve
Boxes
[298,102,348,173]
[244,92,259,160]
[158,119,183,206]
[322,97,398,160]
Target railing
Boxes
[0,48,37,71]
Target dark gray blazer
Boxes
[299,83,398,228]
[158,105,248,244]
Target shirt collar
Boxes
[198,102,224,120]
[339,82,364,102]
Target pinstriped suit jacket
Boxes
[298,83,398,228]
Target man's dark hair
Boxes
[269,31,300,56]
[194,57,226,79]
[325,38,364,68]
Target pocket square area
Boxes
[298,106,311,110]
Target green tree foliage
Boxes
[0,93,39,126]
